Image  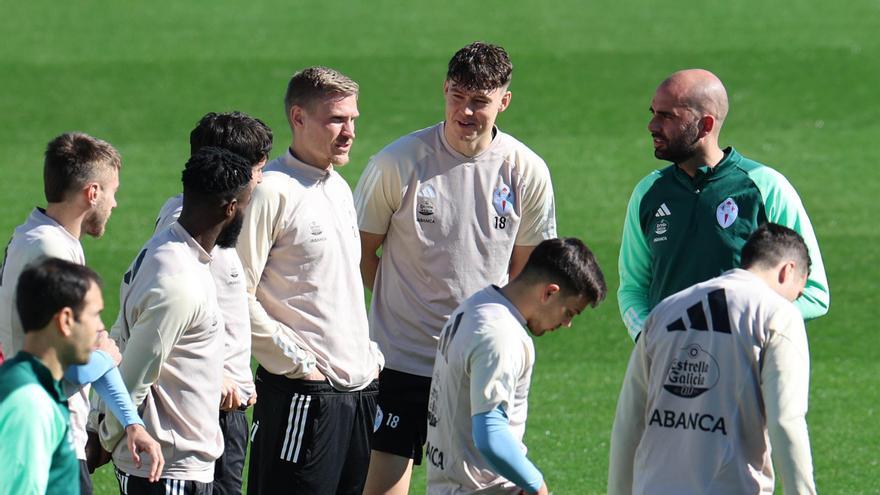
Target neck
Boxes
[290,142,332,171]
[499,281,534,322]
[21,334,65,380]
[444,124,494,158]
[177,214,220,254]
[44,202,87,239]
[676,143,725,178]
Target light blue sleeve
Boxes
[64,349,115,385]
[472,406,543,494]
[91,367,143,427]
[63,350,143,427]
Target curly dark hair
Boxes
[190,111,273,166]
[181,147,252,203]
[446,42,513,91]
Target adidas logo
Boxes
[655,203,672,217]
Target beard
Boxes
[215,211,244,249]
[82,208,109,238]
[653,120,701,164]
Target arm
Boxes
[236,183,316,377]
[509,245,535,280]
[0,386,60,495]
[472,406,545,494]
[608,335,650,495]
[762,310,816,495]
[64,349,143,428]
[618,178,655,341]
[353,153,400,289]
[99,279,198,451]
[750,167,830,320]
[512,158,557,271]
[359,231,386,291]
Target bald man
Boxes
[617,69,829,341]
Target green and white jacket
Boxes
[618,148,829,341]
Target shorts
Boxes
[114,467,213,495]
[247,366,378,495]
[371,368,432,464]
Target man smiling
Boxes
[355,42,558,495]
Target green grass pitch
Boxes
[1,1,877,493]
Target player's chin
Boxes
[331,152,351,166]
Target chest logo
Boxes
[716,198,738,229]
[655,203,671,217]
[417,184,437,223]
[492,182,514,216]
[655,219,669,235]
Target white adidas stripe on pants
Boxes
[280,393,312,463]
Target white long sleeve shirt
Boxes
[102,222,224,482]
[236,150,382,391]
[609,269,816,495]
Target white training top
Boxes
[102,222,224,482]
[155,195,255,404]
[0,208,91,460]
[354,123,556,377]
[236,150,383,391]
[425,286,535,495]
[608,269,816,495]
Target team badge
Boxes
[417,184,437,223]
[716,198,738,228]
[655,219,669,235]
[373,406,384,433]
[492,182,514,216]
[663,343,720,398]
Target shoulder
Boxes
[493,130,549,173]
[370,124,443,172]
[734,151,793,187]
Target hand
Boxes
[219,377,241,411]
[246,390,257,408]
[125,424,164,482]
[304,367,326,381]
[85,430,112,473]
[94,331,122,365]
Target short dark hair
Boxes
[284,66,359,119]
[517,238,607,306]
[16,257,101,333]
[44,132,121,202]
[189,111,273,166]
[446,42,513,91]
[741,223,811,276]
[182,147,252,205]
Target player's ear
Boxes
[698,115,715,137]
[290,105,305,129]
[85,182,100,206]
[542,283,561,302]
[777,261,795,286]
[54,307,75,337]
[224,198,238,218]
[498,90,512,113]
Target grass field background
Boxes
[1,1,877,493]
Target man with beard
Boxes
[0,132,162,493]
[152,111,271,495]
[617,69,829,342]
[99,147,252,494]
[237,67,382,494]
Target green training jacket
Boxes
[0,352,79,495]
[618,147,829,341]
